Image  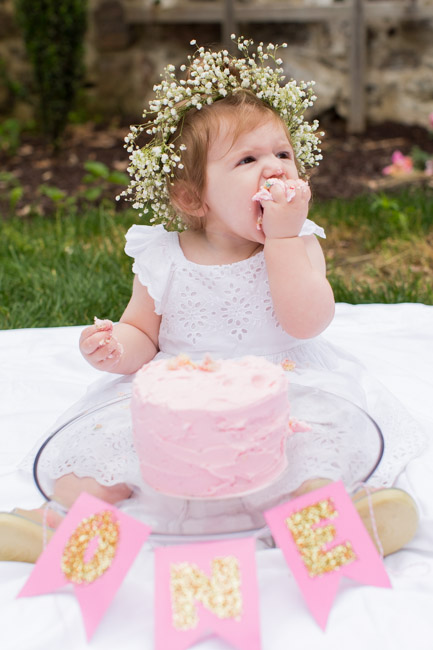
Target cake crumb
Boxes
[166,354,219,372]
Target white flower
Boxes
[121,35,322,228]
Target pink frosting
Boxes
[131,356,296,498]
[252,177,309,204]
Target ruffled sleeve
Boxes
[299,218,326,239]
[124,224,174,315]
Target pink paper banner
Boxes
[265,481,391,629]
[155,537,261,650]
[19,492,151,640]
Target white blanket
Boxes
[1,303,433,649]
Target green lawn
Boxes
[1,187,432,330]
[1,206,140,329]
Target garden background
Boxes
[1,0,433,330]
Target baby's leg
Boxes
[292,478,331,496]
[53,474,133,512]
[14,475,132,530]
[0,475,133,563]
[0,474,132,562]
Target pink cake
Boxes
[131,355,300,498]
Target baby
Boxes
[0,36,422,564]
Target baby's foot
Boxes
[0,505,60,564]
[13,505,64,528]
[353,487,418,557]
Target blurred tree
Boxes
[14,0,87,146]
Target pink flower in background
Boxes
[425,159,433,176]
[382,150,414,176]
[429,112,433,129]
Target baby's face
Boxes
[201,115,299,243]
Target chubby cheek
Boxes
[245,199,256,215]
[227,191,252,216]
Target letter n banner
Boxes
[154,537,261,650]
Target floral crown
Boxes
[119,35,323,227]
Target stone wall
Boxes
[0,0,432,129]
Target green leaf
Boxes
[82,173,97,184]
[38,184,67,202]
[9,186,24,207]
[81,187,103,201]
[83,160,110,179]
[410,145,431,171]
[107,170,129,186]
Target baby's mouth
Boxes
[256,203,264,231]
[252,178,291,231]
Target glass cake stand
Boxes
[33,384,384,545]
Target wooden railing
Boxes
[121,0,433,132]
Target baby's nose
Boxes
[262,164,284,181]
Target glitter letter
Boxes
[155,538,261,650]
[170,556,242,630]
[286,498,356,577]
[61,510,120,584]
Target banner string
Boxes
[352,482,384,557]
[41,502,50,550]
[41,500,67,550]
[352,482,431,578]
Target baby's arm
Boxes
[79,276,161,374]
[262,182,335,339]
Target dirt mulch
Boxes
[1,112,433,217]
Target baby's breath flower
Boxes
[119,35,322,228]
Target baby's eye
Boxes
[238,156,256,165]
[276,151,291,160]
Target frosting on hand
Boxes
[252,178,310,231]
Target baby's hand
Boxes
[79,317,124,370]
[253,178,311,239]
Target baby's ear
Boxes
[170,181,205,218]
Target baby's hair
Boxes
[168,89,300,230]
[120,37,321,227]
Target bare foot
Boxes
[13,505,63,529]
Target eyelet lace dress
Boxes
[26,222,427,518]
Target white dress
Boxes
[29,221,426,521]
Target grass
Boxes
[1,187,433,330]
[310,187,433,305]
[1,204,141,329]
